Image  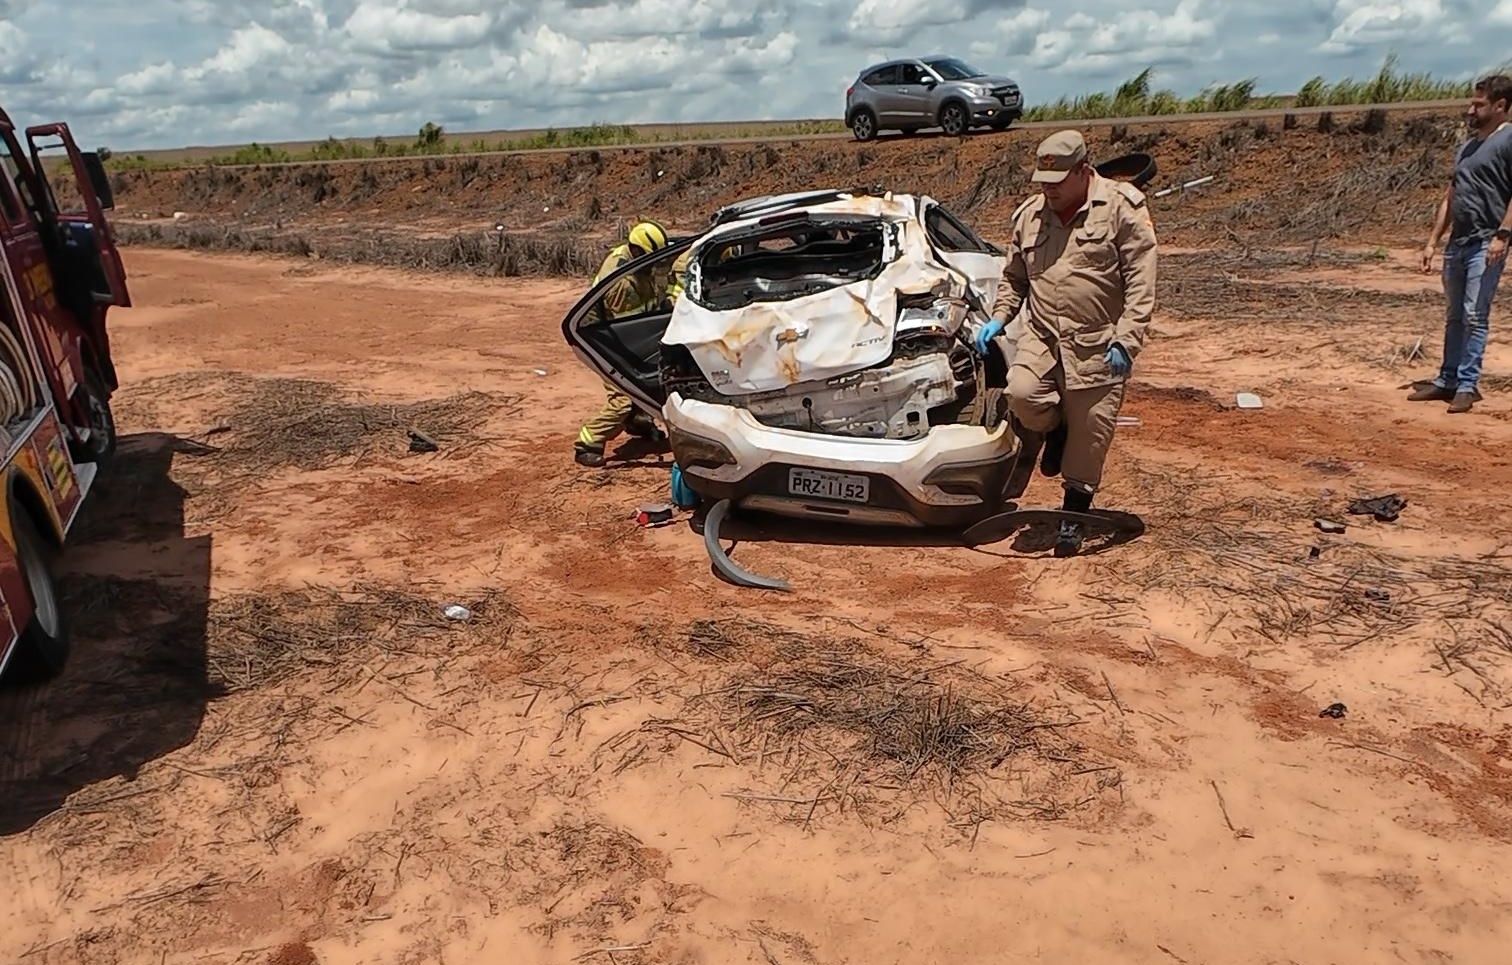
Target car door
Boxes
[560,238,695,416]
[921,199,1007,309]
[25,124,130,309]
[894,63,934,126]
[864,66,904,125]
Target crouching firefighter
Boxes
[973,130,1158,556]
[574,220,675,468]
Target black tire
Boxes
[7,507,69,681]
[939,101,970,137]
[1095,152,1159,189]
[981,386,1008,429]
[990,115,1015,131]
[850,109,878,142]
[80,364,117,470]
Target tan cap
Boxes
[1030,129,1088,183]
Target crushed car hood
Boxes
[663,195,976,396]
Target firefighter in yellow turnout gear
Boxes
[574,220,677,467]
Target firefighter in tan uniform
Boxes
[976,130,1157,556]
[573,220,675,467]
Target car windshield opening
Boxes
[693,217,891,311]
[924,58,982,80]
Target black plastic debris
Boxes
[1308,546,1322,559]
[1348,493,1407,522]
[1365,588,1391,602]
[1318,703,1348,719]
[408,428,440,453]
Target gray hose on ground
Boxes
[702,498,792,592]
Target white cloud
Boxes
[1028,0,1220,74]
[847,0,1026,42]
[343,1,496,53]
[1316,0,1452,54]
[0,0,1507,149]
[0,21,43,84]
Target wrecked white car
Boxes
[562,187,1032,529]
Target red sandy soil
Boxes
[2,236,1511,963]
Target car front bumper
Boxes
[965,92,1021,121]
[663,393,1019,528]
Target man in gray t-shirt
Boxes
[1415,74,1512,413]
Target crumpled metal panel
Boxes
[663,195,968,396]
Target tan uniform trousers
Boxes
[576,384,635,451]
[1007,360,1125,494]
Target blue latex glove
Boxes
[974,319,1005,354]
[1105,343,1132,378]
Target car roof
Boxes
[708,187,889,226]
[858,58,920,73]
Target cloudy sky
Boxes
[2,0,1510,151]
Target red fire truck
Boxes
[0,106,130,681]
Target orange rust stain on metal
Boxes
[777,343,802,384]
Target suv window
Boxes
[926,203,1003,255]
[0,129,25,225]
[898,64,927,85]
[923,58,982,81]
[693,218,891,311]
[863,66,898,86]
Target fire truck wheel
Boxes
[79,365,117,469]
[9,507,69,681]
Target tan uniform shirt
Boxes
[990,174,1158,390]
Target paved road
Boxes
[200,99,1462,171]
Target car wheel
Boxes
[939,101,969,137]
[850,109,878,142]
[990,115,1014,131]
[79,363,117,470]
[7,506,69,681]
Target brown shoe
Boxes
[1407,384,1454,402]
[1448,391,1475,414]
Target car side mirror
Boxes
[922,78,938,88]
[80,151,115,210]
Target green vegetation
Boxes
[1023,55,1473,122]
[106,55,1477,172]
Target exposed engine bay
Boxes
[661,292,995,440]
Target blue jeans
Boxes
[1436,236,1505,393]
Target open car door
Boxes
[26,123,130,309]
[560,237,696,417]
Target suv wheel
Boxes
[850,109,878,142]
[939,101,969,137]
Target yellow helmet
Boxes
[627,220,668,254]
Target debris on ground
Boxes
[1314,519,1347,534]
[1349,493,1408,522]
[1318,703,1348,719]
[635,503,676,528]
[1236,392,1264,409]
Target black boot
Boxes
[626,411,668,443]
[1055,487,1092,558]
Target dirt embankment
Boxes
[107,107,1464,255]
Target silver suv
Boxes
[845,56,1023,142]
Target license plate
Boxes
[788,468,869,503]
